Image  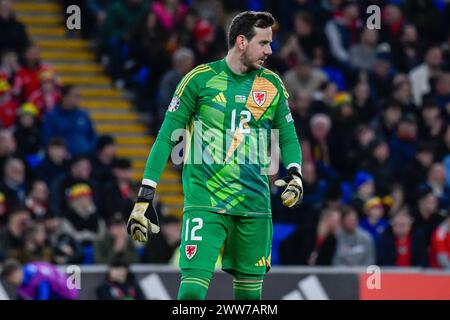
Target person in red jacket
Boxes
[430,213,450,269]
[13,44,53,101]
[0,76,18,128]
[28,67,61,117]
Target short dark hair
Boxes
[0,259,21,279]
[228,11,275,49]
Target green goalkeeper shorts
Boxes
[179,210,273,277]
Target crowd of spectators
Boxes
[0,0,450,273]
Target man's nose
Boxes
[265,45,272,56]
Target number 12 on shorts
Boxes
[185,218,203,241]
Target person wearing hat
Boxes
[59,182,105,249]
[0,76,18,128]
[359,196,389,245]
[28,67,61,117]
[13,102,41,156]
[94,212,139,265]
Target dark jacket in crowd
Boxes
[377,226,428,267]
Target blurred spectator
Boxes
[367,51,395,102]
[332,206,375,266]
[308,113,334,179]
[60,182,105,246]
[359,196,389,244]
[298,161,327,224]
[311,81,338,115]
[191,0,224,27]
[15,223,52,264]
[379,3,404,45]
[324,0,362,66]
[141,215,181,264]
[27,68,61,117]
[42,85,97,156]
[389,113,419,172]
[0,157,27,214]
[25,180,48,220]
[99,158,135,221]
[128,10,171,108]
[83,0,109,38]
[0,76,18,128]
[0,50,20,85]
[0,129,17,181]
[386,183,405,218]
[401,142,435,205]
[13,44,50,101]
[0,0,30,54]
[427,72,450,111]
[430,211,450,269]
[419,99,446,146]
[279,207,340,265]
[283,55,327,99]
[94,213,139,264]
[35,137,68,186]
[0,207,31,260]
[190,19,224,65]
[157,47,195,127]
[47,155,94,218]
[373,98,402,142]
[391,75,416,113]
[91,135,117,185]
[0,259,79,300]
[279,12,330,69]
[291,89,312,140]
[409,46,443,106]
[101,0,149,81]
[13,103,41,157]
[352,78,377,124]
[404,0,445,45]
[360,138,395,196]
[378,206,427,267]
[350,171,376,215]
[43,212,83,265]
[411,184,445,246]
[152,0,188,32]
[391,24,422,73]
[329,92,360,180]
[427,162,450,210]
[96,259,145,300]
[349,28,378,72]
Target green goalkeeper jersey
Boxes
[143,58,302,217]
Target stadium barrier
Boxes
[1,265,450,300]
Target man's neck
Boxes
[225,50,250,75]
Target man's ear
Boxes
[236,35,247,50]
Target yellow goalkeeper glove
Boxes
[127,185,160,243]
[274,167,304,208]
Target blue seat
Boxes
[271,223,296,266]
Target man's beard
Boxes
[241,53,263,72]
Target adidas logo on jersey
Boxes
[212,93,227,103]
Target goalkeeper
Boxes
[127,11,303,300]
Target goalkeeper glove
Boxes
[127,185,160,243]
[274,167,304,208]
